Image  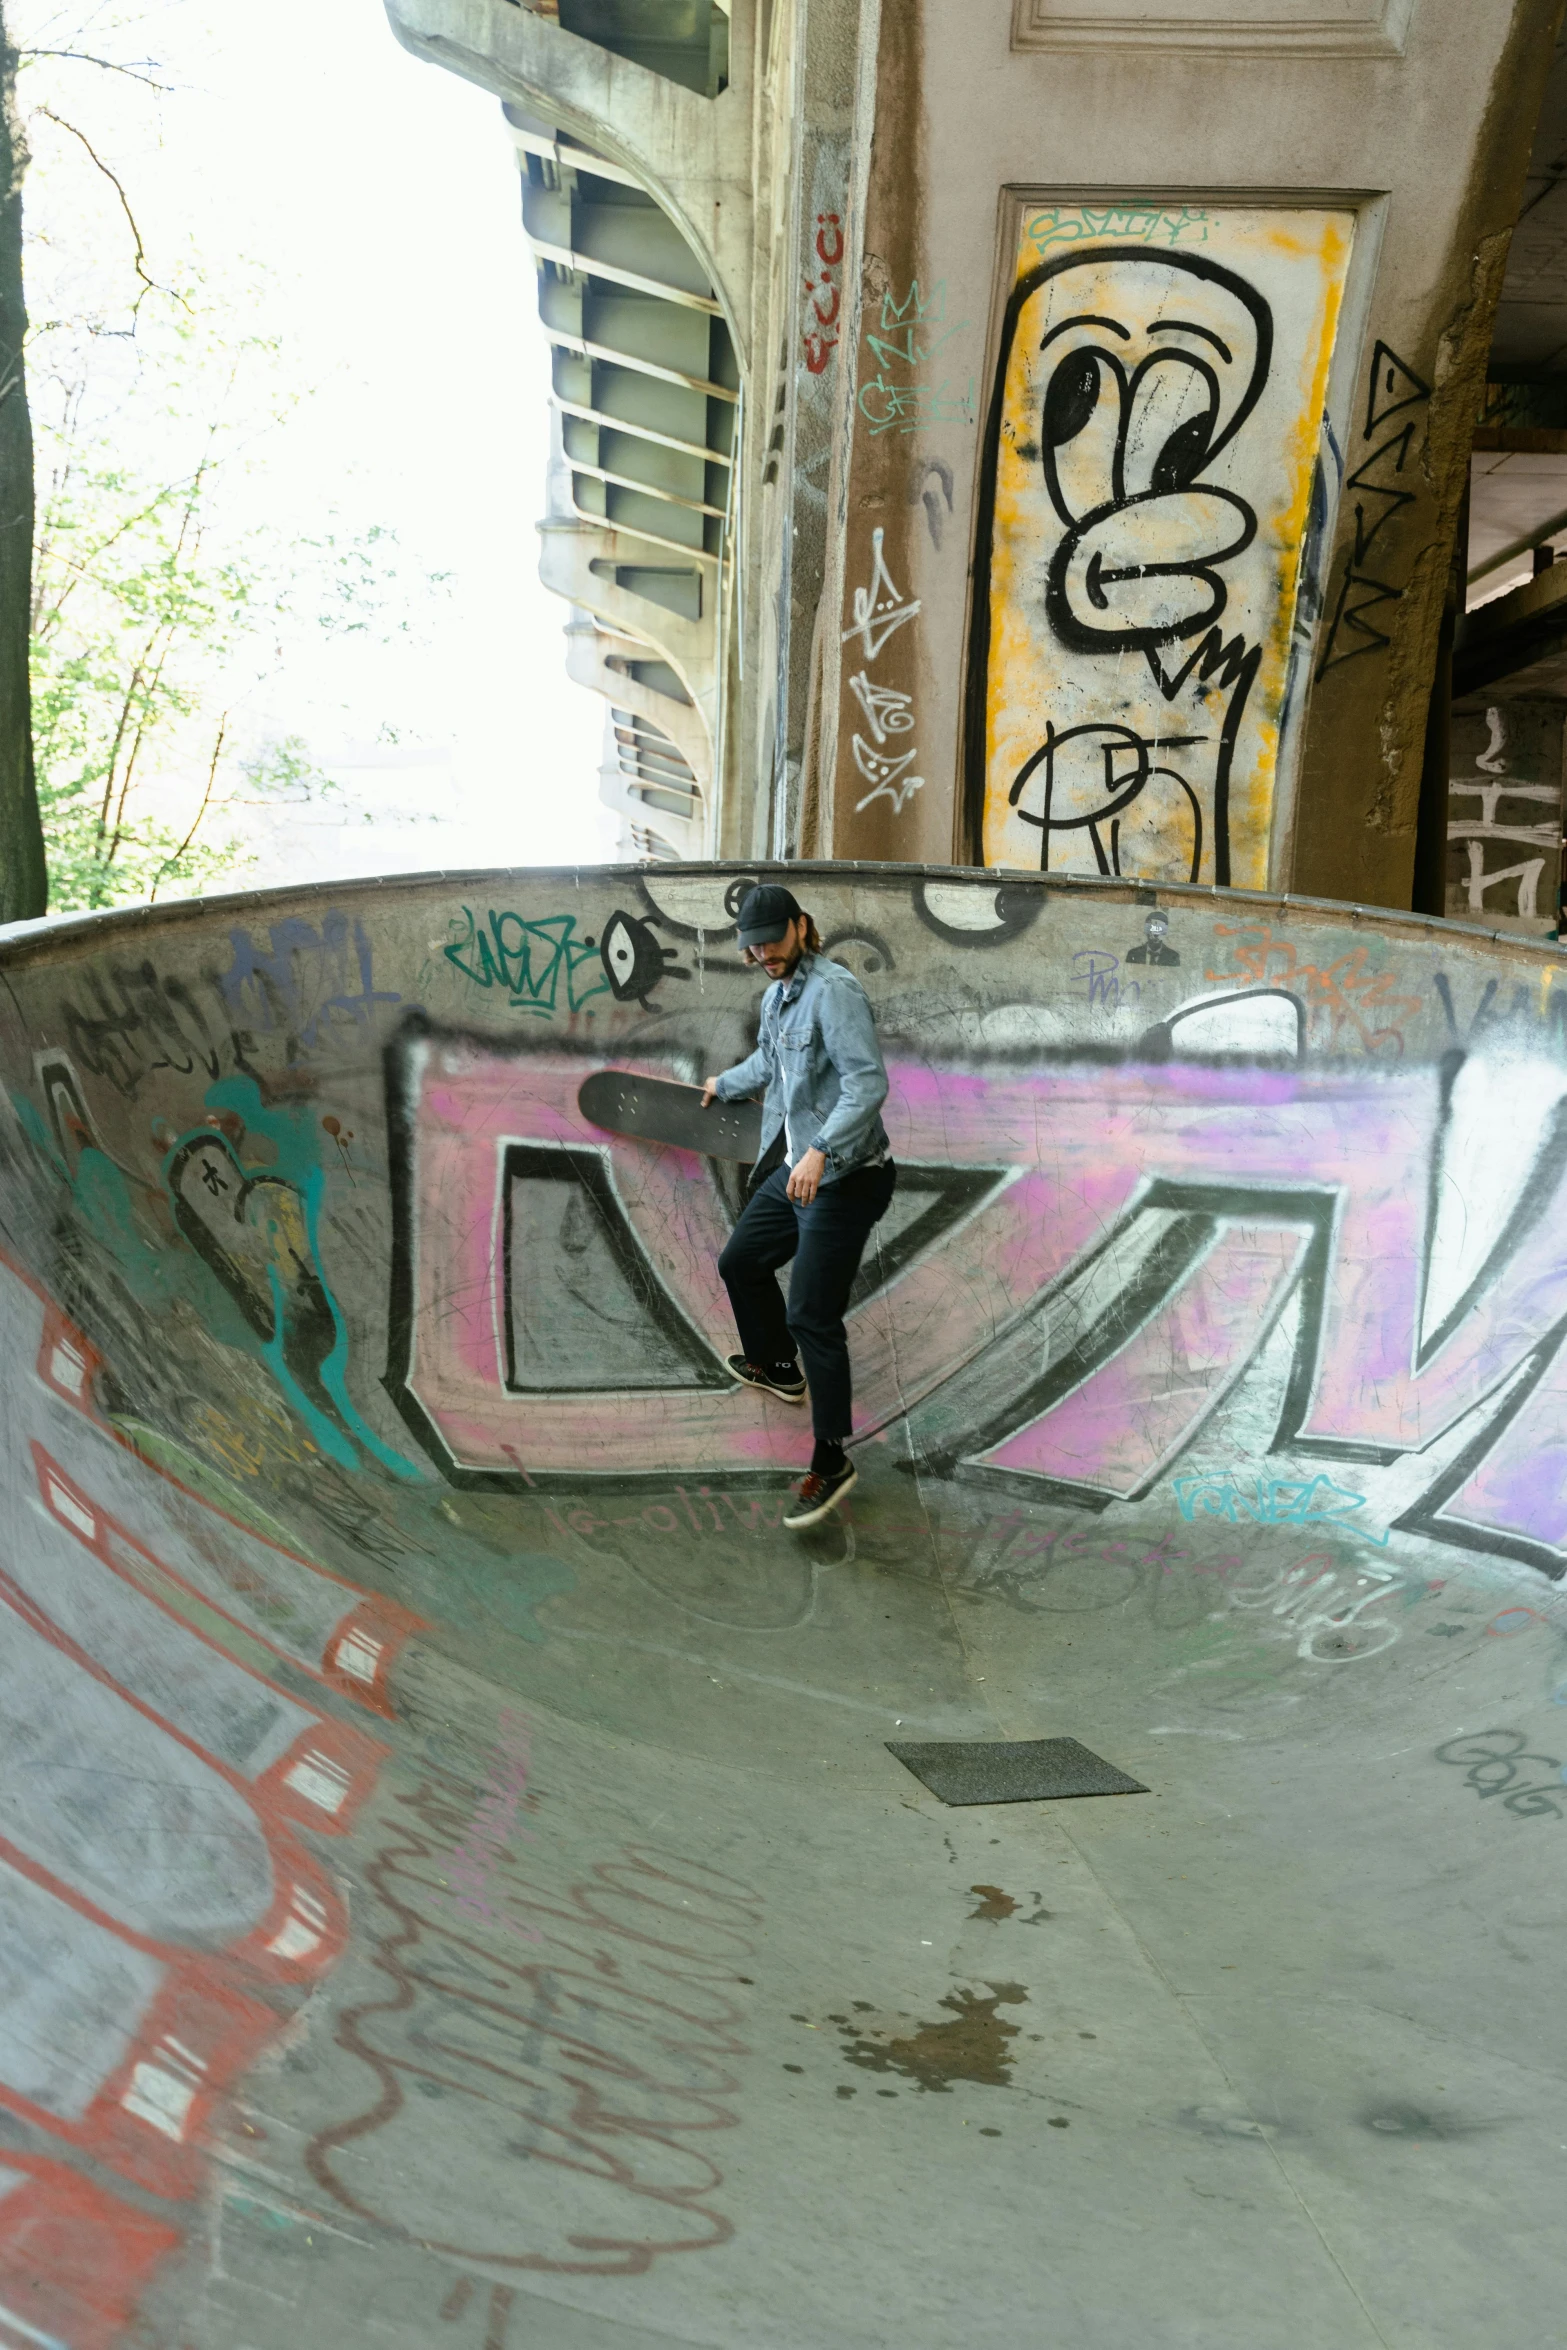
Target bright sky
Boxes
[17,0,613,888]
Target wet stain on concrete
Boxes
[968,1883,1053,1924]
[1358,2100,1492,2141]
[968,1884,1017,1921]
[835,1983,1028,2093]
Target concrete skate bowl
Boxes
[3,861,1567,2349]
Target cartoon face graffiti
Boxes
[598,909,685,1008]
[970,209,1354,891]
[1029,252,1273,656]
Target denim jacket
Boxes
[712,953,890,1184]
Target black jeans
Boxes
[717,1160,896,1445]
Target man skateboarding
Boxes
[702,883,894,1529]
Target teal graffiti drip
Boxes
[176,1076,425,1483]
[11,1092,64,1176]
[260,1255,358,1474]
[298,1155,424,1482]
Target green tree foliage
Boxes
[12,11,442,912]
[32,425,250,905]
[28,288,419,908]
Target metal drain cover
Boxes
[887,1737,1149,1806]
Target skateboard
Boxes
[578,1070,764,1163]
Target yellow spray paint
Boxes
[979,206,1355,889]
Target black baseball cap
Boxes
[736,883,802,949]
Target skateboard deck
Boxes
[578,1070,764,1163]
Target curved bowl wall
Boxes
[0,863,1563,2349]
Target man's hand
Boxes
[700,1078,719,1108]
[787,1147,827,1205]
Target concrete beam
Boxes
[1456,562,1567,698]
[382,0,755,366]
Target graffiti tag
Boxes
[220,914,400,1062]
[1023,204,1211,258]
[1172,1472,1388,1544]
[444,908,611,1018]
[1205,924,1420,1054]
[305,1780,761,2277]
[803,210,843,375]
[1433,1729,1565,1820]
[857,279,974,437]
[842,529,925,819]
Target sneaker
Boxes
[782,1459,858,1530]
[728,1355,807,1403]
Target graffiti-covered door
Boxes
[968,204,1355,889]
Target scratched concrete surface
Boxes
[1,862,1565,2349]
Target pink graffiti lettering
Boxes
[446,1710,542,1941]
[389,1033,1567,1571]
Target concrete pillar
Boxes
[819,0,1563,905]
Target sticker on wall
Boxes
[1125,908,1179,966]
[968,206,1354,890]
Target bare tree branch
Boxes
[95,648,145,835]
[20,49,170,91]
[34,104,164,306]
[150,707,225,899]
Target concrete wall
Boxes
[819,0,1563,905]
